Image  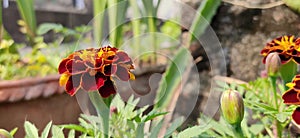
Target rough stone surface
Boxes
[212,3,300,81]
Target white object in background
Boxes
[3,0,9,8]
[74,0,85,10]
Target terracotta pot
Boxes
[0,75,81,137]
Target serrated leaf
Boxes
[41,121,52,138]
[164,117,184,138]
[276,113,288,123]
[142,110,168,122]
[51,125,64,138]
[60,124,88,134]
[177,124,211,138]
[37,23,63,35]
[24,121,39,138]
[150,119,164,138]
[249,124,264,135]
[68,129,75,138]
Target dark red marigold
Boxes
[58,46,135,97]
[282,74,300,124]
[261,35,300,64]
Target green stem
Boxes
[88,92,110,138]
[232,123,243,138]
[275,120,282,138]
[269,76,283,138]
[148,17,157,64]
[128,0,141,58]
[108,0,118,47]
[93,0,107,45]
[270,76,279,109]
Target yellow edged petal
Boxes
[59,73,71,86]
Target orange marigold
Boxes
[58,46,135,97]
[261,35,300,64]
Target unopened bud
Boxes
[110,106,118,115]
[220,89,244,125]
[265,52,281,76]
[0,129,12,138]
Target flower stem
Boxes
[269,76,282,138]
[88,92,110,138]
[232,123,244,138]
[270,76,279,109]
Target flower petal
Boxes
[59,73,70,86]
[293,79,300,91]
[103,64,117,76]
[116,51,132,64]
[98,78,116,98]
[58,58,70,74]
[292,107,300,125]
[65,74,82,96]
[279,54,292,64]
[81,72,106,91]
[282,89,300,105]
[66,59,87,74]
[116,65,130,81]
[293,57,300,64]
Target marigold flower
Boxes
[282,74,300,124]
[58,46,135,97]
[261,35,300,64]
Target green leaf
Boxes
[160,21,181,39]
[249,124,264,135]
[24,121,39,138]
[177,124,212,137]
[68,129,75,138]
[164,117,184,138]
[9,127,18,136]
[279,60,297,90]
[189,0,221,41]
[136,123,145,137]
[37,23,63,35]
[150,119,164,138]
[60,124,88,134]
[51,125,65,138]
[41,121,52,138]
[283,0,300,14]
[16,0,37,43]
[276,113,288,123]
[154,48,191,110]
[142,110,168,122]
[88,92,110,138]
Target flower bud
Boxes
[220,89,244,125]
[265,52,281,76]
[0,129,12,138]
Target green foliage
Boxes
[154,47,190,110]
[189,0,221,42]
[283,0,300,14]
[16,0,37,44]
[0,23,89,80]
[211,77,295,137]
[24,121,39,138]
